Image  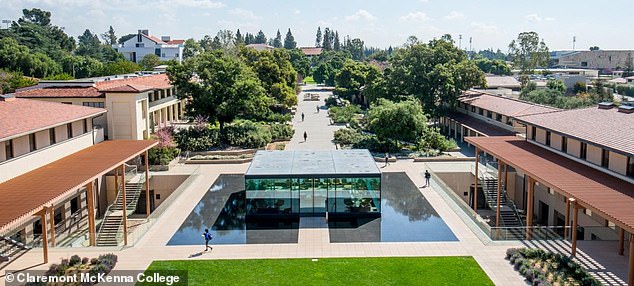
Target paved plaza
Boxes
[1,85,628,286]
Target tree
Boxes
[385,38,485,116]
[589,46,600,51]
[288,48,310,77]
[60,55,103,78]
[238,47,298,107]
[101,60,141,76]
[0,70,38,94]
[283,29,296,49]
[333,31,341,51]
[315,27,322,47]
[508,31,549,86]
[139,54,161,70]
[235,29,244,45]
[118,33,135,44]
[2,8,76,58]
[272,29,282,48]
[254,30,267,44]
[312,51,350,86]
[76,29,102,59]
[245,33,255,45]
[0,37,61,78]
[183,38,202,60]
[168,50,271,130]
[322,28,332,50]
[546,79,566,94]
[19,8,51,26]
[474,58,512,75]
[346,38,365,61]
[367,98,428,143]
[334,60,381,105]
[101,26,117,45]
[573,81,587,94]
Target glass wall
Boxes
[246,176,381,216]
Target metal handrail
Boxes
[96,168,145,243]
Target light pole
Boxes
[1,20,10,29]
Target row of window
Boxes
[148,88,176,102]
[531,126,634,178]
[462,102,513,126]
[2,120,90,162]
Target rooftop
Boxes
[0,97,106,141]
[245,150,381,178]
[459,90,560,118]
[300,47,323,56]
[484,76,521,88]
[448,113,516,137]
[466,136,634,233]
[516,106,634,155]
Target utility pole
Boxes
[469,37,472,53]
[573,36,576,50]
[459,34,462,50]
[1,20,10,29]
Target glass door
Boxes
[313,178,328,214]
[298,178,313,214]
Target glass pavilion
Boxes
[244,150,381,217]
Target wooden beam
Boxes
[145,150,150,218]
[619,228,625,256]
[496,161,502,228]
[86,181,96,246]
[121,164,128,246]
[526,176,534,240]
[504,163,508,191]
[565,198,571,240]
[474,148,479,212]
[571,199,579,256]
[40,208,48,263]
[629,233,634,286]
[49,204,56,247]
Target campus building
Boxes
[0,94,158,264]
[112,30,185,63]
[245,150,381,217]
[551,50,634,71]
[12,73,187,140]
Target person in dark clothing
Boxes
[301,112,305,122]
[424,170,431,187]
[303,131,307,142]
[203,228,213,251]
[384,153,390,167]
[316,105,320,113]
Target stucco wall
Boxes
[586,144,602,166]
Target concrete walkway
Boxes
[286,85,343,150]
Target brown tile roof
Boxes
[101,84,154,93]
[13,87,103,98]
[516,106,634,155]
[143,33,166,44]
[459,90,560,118]
[0,98,106,140]
[466,136,634,233]
[300,47,323,56]
[0,140,157,233]
[484,76,521,89]
[96,74,172,91]
[449,112,516,137]
[166,39,185,45]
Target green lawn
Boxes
[143,256,493,285]
[303,76,316,84]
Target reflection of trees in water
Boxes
[179,175,246,235]
[382,172,433,222]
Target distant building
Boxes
[300,47,323,57]
[551,50,634,71]
[512,68,599,78]
[113,30,185,63]
[245,44,274,51]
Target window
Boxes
[561,137,567,153]
[601,149,609,168]
[496,114,502,122]
[580,142,587,160]
[155,48,161,57]
[49,128,56,144]
[29,133,36,152]
[5,139,13,159]
[61,102,72,105]
[470,106,476,112]
[545,131,551,146]
[581,61,588,67]
[464,103,469,110]
[531,126,536,140]
[137,34,142,42]
[627,157,634,178]
[136,43,144,48]
[487,111,492,119]
[175,53,179,57]
[82,102,104,108]
[161,53,166,58]
[83,119,88,133]
[67,123,73,139]
[478,108,484,116]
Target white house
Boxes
[113,30,185,63]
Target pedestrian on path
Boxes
[316,105,320,113]
[384,153,390,167]
[424,170,431,187]
[202,228,213,251]
[301,112,305,122]
[303,131,307,142]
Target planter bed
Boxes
[413,156,474,162]
[188,149,257,157]
[506,247,600,286]
[185,158,252,164]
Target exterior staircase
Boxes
[0,236,31,268]
[480,175,523,228]
[96,166,146,247]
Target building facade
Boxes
[551,50,634,71]
[113,30,184,63]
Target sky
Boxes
[1,0,631,51]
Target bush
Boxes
[505,248,601,286]
[418,128,457,152]
[69,254,81,266]
[333,128,365,146]
[352,135,400,153]
[148,146,179,165]
[329,105,362,124]
[325,96,339,107]
[269,124,294,140]
[222,120,272,148]
[82,257,89,265]
[174,125,220,152]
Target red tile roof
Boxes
[466,136,634,233]
[0,98,106,140]
[13,87,103,98]
[96,74,172,91]
[459,90,560,118]
[300,47,323,56]
[101,84,154,93]
[143,33,166,44]
[516,106,634,155]
[166,40,185,45]
[449,113,516,137]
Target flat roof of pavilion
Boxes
[245,150,381,178]
[0,140,157,233]
[465,136,634,233]
[448,112,516,137]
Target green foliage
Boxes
[0,69,38,94]
[139,54,161,70]
[174,125,220,152]
[505,248,601,286]
[312,51,350,86]
[616,85,634,97]
[43,73,74,80]
[183,38,202,60]
[334,60,381,104]
[254,30,267,44]
[352,135,400,153]
[418,128,457,152]
[546,79,566,94]
[101,60,141,76]
[148,146,180,165]
[0,37,62,78]
[269,123,294,140]
[283,29,297,49]
[573,81,587,94]
[60,55,103,78]
[367,98,427,143]
[520,82,610,109]
[474,58,511,75]
[288,48,310,77]
[329,105,362,124]
[222,120,272,148]
[239,47,298,108]
[333,128,365,145]
[508,31,550,85]
[272,30,283,48]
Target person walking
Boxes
[316,105,320,113]
[301,112,305,122]
[202,228,213,251]
[303,131,307,142]
[424,170,431,187]
[384,153,390,167]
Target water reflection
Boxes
[329,172,457,243]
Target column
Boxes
[49,205,56,247]
[40,209,48,263]
[86,181,96,246]
[629,233,634,286]
[121,164,128,246]
[526,176,534,240]
[619,228,625,256]
[571,199,579,256]
[145,151,151,218]
[473,148,479,212]
[172,105,177,122]
[496,161,502,228]
[565,198,571,239]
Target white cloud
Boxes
[525,13,555,22]
[400,11,430,22]
[229,8,260,20]
[345,9,376,21]
[444,10,464,20]
[471,22,500,34]
[294,9,301,15]
[166,0,224,9]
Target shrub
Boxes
[329,105,362,124]
[333,128,365,146]
[148,146,180,165]
[269,124,294,140]
[174,125,220,152]
[82,257,89,265]
[418,128,457,152]
[90,258,99,265]
[352,135,400,153]
[325,96,339,107]
[222,120,272,148]
[69,255,81,266]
